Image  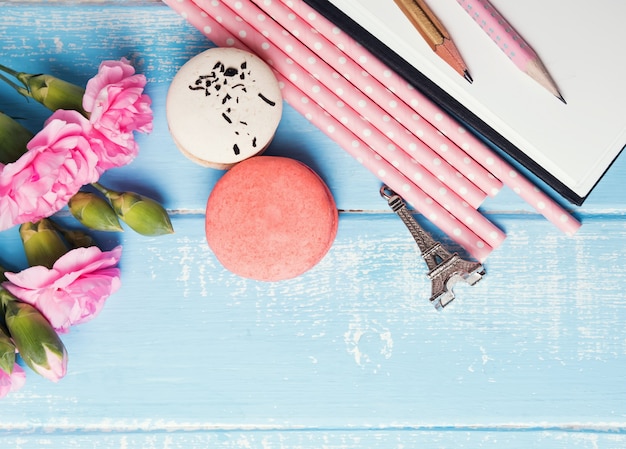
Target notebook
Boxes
[304,0,626,205]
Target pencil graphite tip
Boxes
[464,70,473,84]
[557,93,567,104]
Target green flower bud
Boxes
[0,64,86,116]
[68,192,123,232]
[94,185,173,236]
[20,73,86,115]
[2,293,67,382]
[19,219,69,268]
[0,319,16,375]
[113,191,174,236]
[0,112,32,164]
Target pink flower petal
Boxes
[0,110,100,231]
[2,246,123,333]
[82,58,152,172]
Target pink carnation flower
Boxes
[2,246,122,333]
[83,58,153,172]
[0,110,100,231]
[0,364,26,399]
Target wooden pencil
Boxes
[393,0,473,83]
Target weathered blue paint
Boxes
[0,2,624,448]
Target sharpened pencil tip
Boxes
[557,93,567,104]
[464,70,473,84]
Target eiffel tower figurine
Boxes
[380,185,485,310]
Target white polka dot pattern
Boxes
[164,0,580,262]
[165,0,497,260]
[281,0,501,196]
[275,0,500,200]
[214,0,506,249]
[279,0,580,236]
[229,0,487,209]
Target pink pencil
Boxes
[162,0,495,261]
[456,0,565,103]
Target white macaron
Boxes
[166,47,283,169]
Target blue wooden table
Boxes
[1,2,625,448]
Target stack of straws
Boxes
[164,0,581,262]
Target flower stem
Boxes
[0,72,29,98]
[91,182,115,197]
[0,64,30,98]
[0,63,22,78]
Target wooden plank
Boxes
[1,2,625,448]
[1,215,625,429]
[1,429,626,449]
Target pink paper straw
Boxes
[200,0,506,248]
[479,157,581,236]
[218,0,484,209]
[264,0,500,201]
[282,0,501,197]
[283,0,581,235]
[205,0,506,250]
[163,0,495,260]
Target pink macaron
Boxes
[205,156,338,281]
